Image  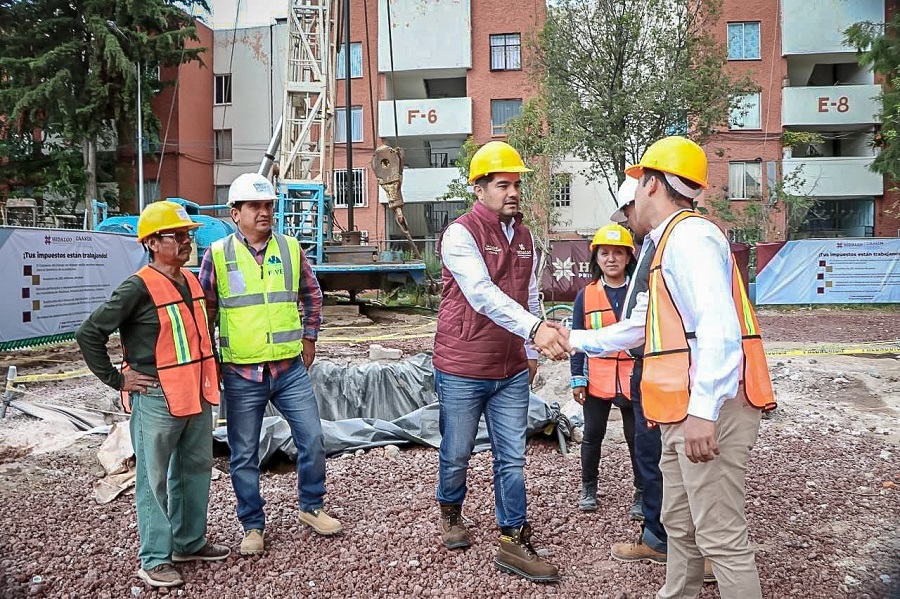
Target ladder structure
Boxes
[275,0,337,264]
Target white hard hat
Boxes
[610,176,639,224]
[227,173,278,207]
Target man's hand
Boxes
[121,369,157,394]
[533,322,571,360]
[683,415,719,463]
[572,385,586,406]
[302,338,316,369]
[528,359,538,385]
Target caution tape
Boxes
[765,342,900,357]
[7,369,93,385]
[317,332,434,343]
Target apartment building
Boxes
[118,21,215,212]
[205,0,544,248]
[708,0,897,240]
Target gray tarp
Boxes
[212,353,575,464]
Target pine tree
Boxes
[0,0,209,213]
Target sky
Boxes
[203,0,287,30]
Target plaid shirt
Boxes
[199,230,322,382]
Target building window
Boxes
[551,174,571,208]
[728,161,762,199]
[729,93,761,130]
[490,33,521,70]
[727,22,761,60]
[491,99,522,136]
[334,168,366,207]
[215,185,230,204]
[214,74,232,105]
[214,129,232,161]
[336,42,363,79]
[334,106,363,143]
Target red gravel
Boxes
[758,307,900,344]
[1,404,897,598]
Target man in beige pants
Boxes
[566,136,776,598]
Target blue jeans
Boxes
[129,387,213,570]
[435,368,529,529]
[223,359,326,530]
[631,360,667,553]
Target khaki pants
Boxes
[657,394,762,599]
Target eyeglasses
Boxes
[157,231,195,243]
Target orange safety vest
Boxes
[121,266,220,417]
[641,211,776,424]
[583,281,634,400]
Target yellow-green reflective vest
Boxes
[211,233,304,364]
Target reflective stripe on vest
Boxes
[641,211,777,424]
[121,266,220,417]
[583,282,634,400]
[211,233,304,364]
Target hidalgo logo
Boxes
[44,235,51,245]
[551,257,575,281]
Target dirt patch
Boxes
[758,307,900,344]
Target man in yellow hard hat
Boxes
[77,201,229,588]
[432,141,566,583]
[565,136,775,599]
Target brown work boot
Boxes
[299,508,343,536]
[439,503,470,549]
[494,524,560,583]
[239,529,265,555]
[704,558,717,584]
[137,563,183,588]
[610,536,667,564]
[172,542,231,562]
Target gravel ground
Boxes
[0,307,899,597]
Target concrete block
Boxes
[369,344,402,360]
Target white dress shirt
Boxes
[569,210,743,421]
[441,218,541,360]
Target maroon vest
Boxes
[433,202,535,380]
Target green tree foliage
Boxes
[535,0,758,192]
[0,0,209,214]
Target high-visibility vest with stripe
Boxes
[641,211,776,424]
[122,266,220,416]
[583,281,634,400]
[210,233,304,364]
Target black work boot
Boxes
[495,524,560,583]
[629,488,644,521]
[439,504,470,549]
[578,480,598,512]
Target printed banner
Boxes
[0,228,147,343]
[756,238,900,304]
[540,239,751,303]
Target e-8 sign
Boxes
[817,96,850,113]
[406,109,438,124]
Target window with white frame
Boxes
[336,42,363,79]
[490,34,521,70]
[729,93,761,130]
[214,74,232,105]
[491,99,522,136]
[214,129,232,161]
[727,22,761,60]
[333,168,366,207]
[728,161,762,199]
[551,174,571,208]
[334,106,364,143]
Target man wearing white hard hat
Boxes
[199,173,342,557]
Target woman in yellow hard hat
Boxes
[76,201,229,588]
[569,223,642,516]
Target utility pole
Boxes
[344,0,354,234]
[108,21,145,213]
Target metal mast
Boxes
[275,0,337,263]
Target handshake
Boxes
[532,321,573,360]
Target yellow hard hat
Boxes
[590,223,634,252]
[136,201,201,242]
[624,136,709,190]
[467,141,533,184]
